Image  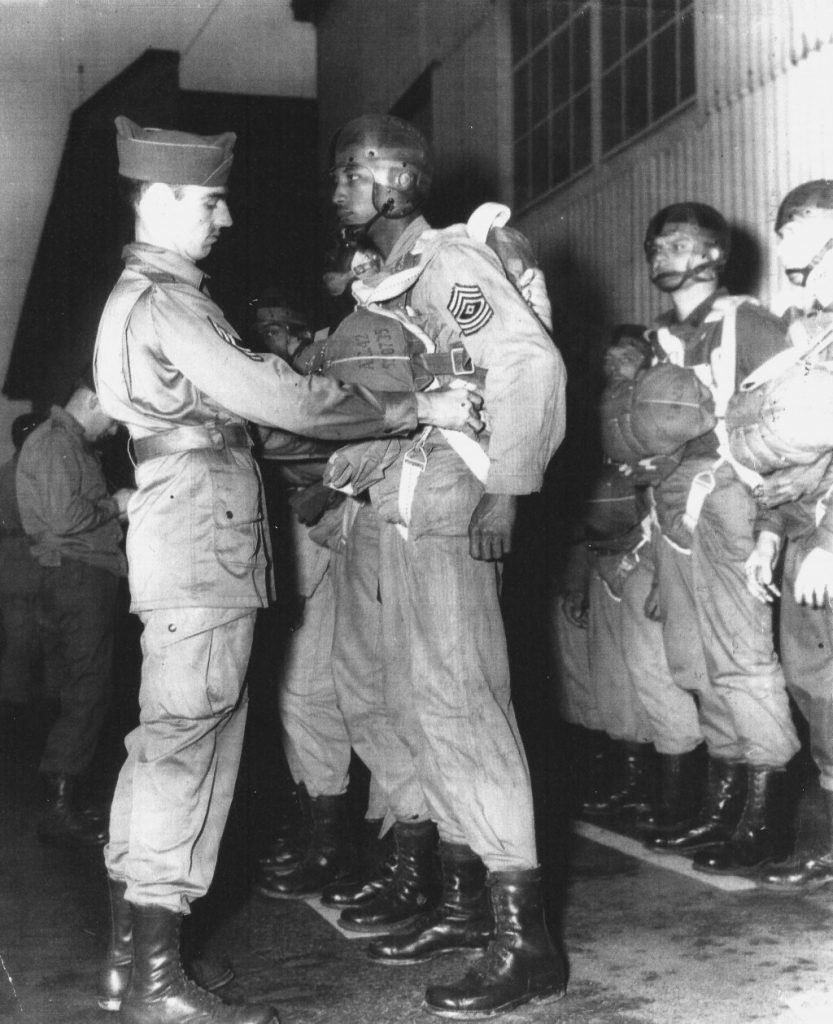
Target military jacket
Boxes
[93,243,418,611]
[374,216,566,495]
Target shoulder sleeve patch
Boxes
[207,316,263,361]
[447,283,494,336]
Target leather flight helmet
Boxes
[331,114,433,219]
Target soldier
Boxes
[92,116,480,1024]
[16,377,132,849]
[638,203,799,873]
[579,327,694,820]
[324,114,567,1018]
[248,289,387,901]
[743,181,833,893]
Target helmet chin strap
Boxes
[338,198,396,249]
[650,257,722,293]
[785,235,833,289]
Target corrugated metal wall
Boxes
[315,1,833,329]
[508,0,833,329]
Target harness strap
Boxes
[132,423,250,464]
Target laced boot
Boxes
[585,741,655,816]
[339,819,441,933]
[37,773,108,848]
[97,878,133,1011]
[646,759,746,856]
[757,790,833,893]
[635,747,706,837]
[255,793,355,899]
[693,765,792,876]
[97,880,235,1013]
[120,904,278,1024]
[256,784,310,876]
[321,819,395,909]
[368,842,493,964]
[423,867,566,1019]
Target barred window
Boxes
[512,0,696,207]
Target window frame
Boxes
[511,0,697,210]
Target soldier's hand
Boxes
[643,576,662,621]
[794,545,833,607]
[416,387,484,433]
[468,493,517,561]
[560,591,588,629]
[744,531,781,604]
[113,487,135,522]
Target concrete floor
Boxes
[2,583,833,1024]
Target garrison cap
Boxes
[115,116,236,186]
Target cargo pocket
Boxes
[209,460,263,574]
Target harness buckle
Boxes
[450,346,474,375]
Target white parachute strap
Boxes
[708,302,765,491]
[467,202,511,242]
[815,476,833,527]
[662,531,693,555]
[601,578,624,602]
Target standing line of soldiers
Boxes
[556,185,833,900]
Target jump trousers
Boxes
[105,608,254,912]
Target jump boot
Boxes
[693,765,792,875]
[339,819,441,933]
[635,746,706,838]
[645,759,746,856]
[368,842,493,964]
[254,793,355,898]
[423,868,566,1019]
[256,784,311,877]
[577,729,614,815]
[583,741,655,816]
[97,879,233,1012]
[37,773,108,848]
[321,818,394,909]
[119,903,278,1024]
[757,789,833,893]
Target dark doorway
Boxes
[4,48,319,408]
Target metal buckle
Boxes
[207,425,227,451]
[450,346,474,375]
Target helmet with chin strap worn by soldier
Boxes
[644,202,730,293]
[331,114,433,231]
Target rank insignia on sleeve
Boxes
[208,317,263,361]
[447,284,494,336]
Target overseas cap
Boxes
[115,115,236,186]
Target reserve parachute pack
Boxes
[600,362,717,464]
[307,202,552,397]
[725,313,833,474]
[583,463,642,541]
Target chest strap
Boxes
[132,423,251,464]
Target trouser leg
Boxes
[0,592,40,704]
[587,566,652,742]
[278,563,350,797]
[655,530,743,761]
[331,502,428,822]
[105,609,254,912]
[378,517,537,871]
[692,470,799,768]
[621,551,702,755]
[780,542,833,790]
[39,561,118,777]
[549,592,601,731]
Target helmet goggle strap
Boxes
[647,227,723,292]
[785,234,833,288]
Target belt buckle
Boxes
[450,346,474,375]
[207,425,226,451]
